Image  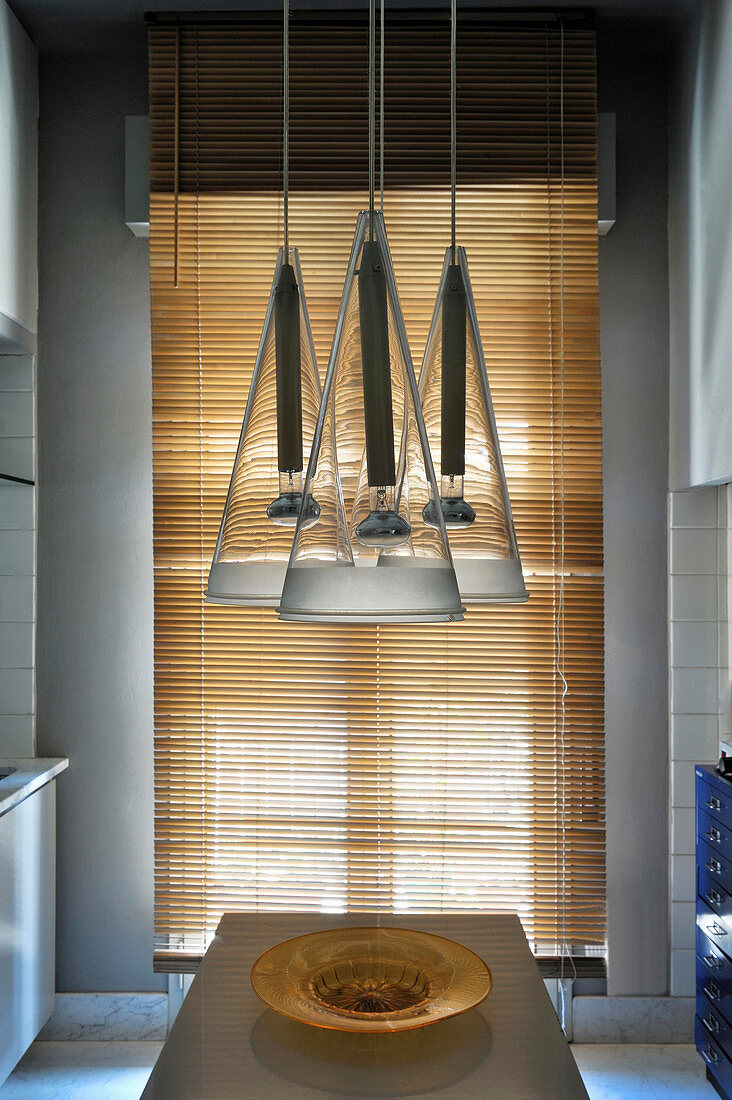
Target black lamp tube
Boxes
[441,263,467,478]
[274,263,303,473]
[359,240,396,488]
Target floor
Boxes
[0,1043,720,1099]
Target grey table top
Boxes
[143,912,589,1100]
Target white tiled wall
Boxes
[0,354,35,756]
[668,484,730,994]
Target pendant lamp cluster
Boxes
[206,0,528,621]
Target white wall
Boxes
[669,0,732,489]
[599,23,670,997]
[0,1,37,337]
[36,49,162,992]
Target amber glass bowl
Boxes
[250,926,492,1033]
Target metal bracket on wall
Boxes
[0,473,34,486]
[598,113,616,235]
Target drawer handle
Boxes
[704,953,724,970]
[706,889,724,908]
[705,1013,721,1035]
[707,797,723,813]
[709,921,728,937]
[707,980,722,1001]
[707,827,723,844]
[703,1043,720,1067]
[707,858,723,875]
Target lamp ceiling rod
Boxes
[283,0,290,255]
[368,0,376,238]
[380,0,384,213]
[451,0,457,257]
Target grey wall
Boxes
[669,0,732,489]
[598,24,671,995]
[35,49,163,992]
[33,20,672,995]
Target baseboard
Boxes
[573,996,694,1043]
[38,993,168,1041]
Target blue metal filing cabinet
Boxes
[696,765,732,1099]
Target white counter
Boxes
[0,757,68,817]
[0,757,67,1085]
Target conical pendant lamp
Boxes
[278,2,463,623]
[206,0,322,606]
[418,0,528,604]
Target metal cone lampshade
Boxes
[206,247,322,605]
[419,247,528,603]
[278,211,464,623]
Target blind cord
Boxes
[451,0,457,258]
[556,17,576,1027]
[283,0,290,256]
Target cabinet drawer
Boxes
[699,807,732,858]
[697,925,732,999]
[696,1015,732,1096]
[698,984,732,1058]
[699,870,732,947]
[699,838,732,896]
[698,771,732,824]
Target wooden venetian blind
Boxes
[148,13,603,970]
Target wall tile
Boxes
[0,357,33,392]
[671,901,696,951]
[0,391,34,436]
[0,438,34,483]
[672,714,718,761]
[0,668,33,715]
[671,575,718,621]
[671,807,695,855]
[0,714,33,755]
[672,761,697,807]
[671,488,718,528]
[0,483,34,530]
[0,576,33,621]
[671,854,695,901]
[671,528,718,574]
[670,949,696,996]
[0,622,33,667]
[0,529,35,576]
[672,667,719,714]
[671,621,718,668]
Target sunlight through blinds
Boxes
[148,12,604,971]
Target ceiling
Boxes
[9,0,692,54]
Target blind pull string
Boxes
[556,16,575,1021]
[368,0,375,239]
[283,0,290,256]
[451,0,457,258]
[379,0,384,215]
[173,17,180,288]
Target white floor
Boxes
[0,1042,720,1099]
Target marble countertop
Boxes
[0,757,69,817]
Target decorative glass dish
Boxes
[250,926,492,1033]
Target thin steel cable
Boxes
[380,0,384,214]
[450,0,457,257]
[369,0,375,238]
[283,0,290,256]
